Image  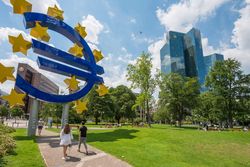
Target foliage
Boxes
[0,105,9,118]
[87,86,115,124]
[0,125,16,158]
[127,52,156,127]
[10,107,24,123]
[157,73,200,127]
[205,58,250,127]
[68,102,86,124]
[40,103,63,128]
[109,85,136,123]
[2,129,45,167]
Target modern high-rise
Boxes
[160,27,224,88]
[204,53,224,74]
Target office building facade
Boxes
[160,27,224,87]
[204,53,224,75]
[15,63,59,116]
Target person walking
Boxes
[37,119,44,136]
[77,121,88,155]
[60,124,73,160]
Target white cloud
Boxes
[148,35,166,74]
[0,27,31,43]
[0,54,68,94]
[202,37,219,56]
[81,15,104,45]
[99,48,136,88]
[156,0,229,32]
[2,0,61,14]
[221,0,250,73]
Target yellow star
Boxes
[0,63,15,84]
[8,34,32,56]
[74,100,88,114]
[93,49,104,62]
[30,22,50,42]
[47,5,64,20]
[74,23,87,38]
[10,0,32,14]
[96,84,108,96]
[68,43,83,58]
[1,89,25,108]
[64,76,80,91]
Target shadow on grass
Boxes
[0,158,7,167]
[87,129,139,143]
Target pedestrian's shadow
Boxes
[65,156,81,162]
[78,150,96,156]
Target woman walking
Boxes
[60,124,73,160]
[37,119,44,136]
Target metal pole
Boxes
[27,99,39,136]
[61,103,69,129]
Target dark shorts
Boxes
[79,137,87,143]
[38,126,43,130]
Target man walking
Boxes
[78,121,88,155]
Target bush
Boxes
[0,124,16,157]
[0,124,16,134]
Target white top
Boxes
[60,129,73,146]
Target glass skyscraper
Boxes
[204,53,224,75]
[160,27,224,88]
[160,31,186,76]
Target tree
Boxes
[206,59,249,128]
[127,52,155,127]
[158,73,200,127]
[40,103,62,128]
[0,105,9,122]
[110,85,136,124]
[87,86,114,124]
[193,92,226,126]
[10,107,24,123]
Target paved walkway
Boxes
[37,129,132,167]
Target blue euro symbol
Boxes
[15,12,104,103]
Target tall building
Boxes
[15,63,59,116]
[204,53,224,75]
[160,27,224,88]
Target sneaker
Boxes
[66,157,70,160]
[62,157,66,160]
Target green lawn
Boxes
[1,129,45,167]
[52,124,250,167]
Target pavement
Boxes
[37,129,132,167]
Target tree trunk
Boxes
[146,99,151,127]
[56,117,59,129]
[117,118,120,124]
[95,117,98,125]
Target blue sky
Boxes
[0,0,250,94]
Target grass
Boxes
[1,129,45,167]
[50,124,250,167]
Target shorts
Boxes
[79,137,87,143]
[38,126,43,130]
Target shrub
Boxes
[0,124,16,157]
[0,124,16,134]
